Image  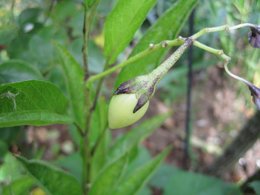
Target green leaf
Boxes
[90,130,110,181]
[0,60,43,84]
[0,153,26,183]
[104,0,156,64]
[163,168,242,195]
[0,80,71,128]
[89,97,108,147]
[18,8,41,26]
[89,152,128,195]
[0,141,8,162]
[249,181,260,195]
[109,114,169,161]
[17,156,83,195]
[0,24,18,45]
[55,153,82,183]
[0,127,21,143]
[115,0,198,87]
[55,43,86,129]
[113,147,171,195]
[2,176,35,195]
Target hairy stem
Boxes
[149,39,193,80]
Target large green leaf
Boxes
[17,156,83,195]
[108,114,169,161]
[115,0,198,87]
[56,43,86,129]
[160,168,242,195]
[0,80,71,128]
[113,147,171,195]
[0,60,43,84]
[104,0,156,64]
[89,152,128,195]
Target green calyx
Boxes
[114,74,158,113]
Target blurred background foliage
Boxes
[0,0,260,194]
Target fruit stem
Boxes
[149,38,193,81]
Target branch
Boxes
[205,111,260,176]
[86,23,256,84]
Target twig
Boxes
[82,3,90,80]
[191,23,256,40]
[82,1,99,80]
[206,111,260,176]
[193,41,231,62]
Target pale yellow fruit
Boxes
[108,94,149,129]
[31,187,46,195]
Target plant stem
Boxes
[149,39,193,79]
[191,23,256,40]
[223,63,252,86]
[86,23,256,84]
[81,137,87,194]
[82,3,89,79]
[206,111,260,176]
[82,2,97,80]
[193,41,230,61]
[81,2,99,194]
[192,41,246,82]
[86,39,184,85]
[184,10,195,169]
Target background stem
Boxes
[184,9,195,169]
[82,4,90,80]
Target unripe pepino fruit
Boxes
[108,94,149,129]
[108,75,155,129]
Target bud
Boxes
[224,63,260,110]
[248,84,260,110]
[108,75,157,129]
[248,26,260,48]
